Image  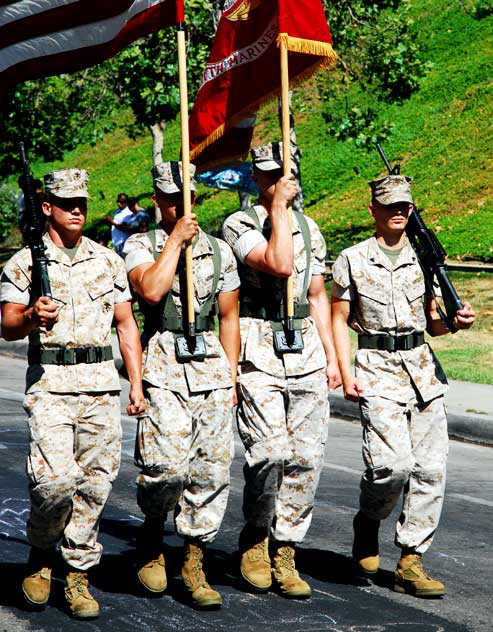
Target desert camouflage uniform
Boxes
[222,205,330,543]
[0,235,130,570]
[332,235,448,553]
[123,227,239,543]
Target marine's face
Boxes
[42,195,87,235]
[153,191,196,224]
[252,168,283,199]
[370,200,413,235]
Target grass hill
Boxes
[25,0,493,262]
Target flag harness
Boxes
[140,229,222,361]
[239,206,312,354]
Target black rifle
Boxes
[20,142,52,299]
[376,143,462,331]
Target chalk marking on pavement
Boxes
[312,587,348,602]
[448,492,493,508]
[324,461,360,475]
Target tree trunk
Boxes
[238,190,251,211]
[211,1,223,29]
[278,93,304,213]
[150,120,166,167]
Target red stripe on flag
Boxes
[0,3,174,100]
[0,1,136,49]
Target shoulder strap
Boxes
[242,207,263,232]
[147,229,159,260]
[293,211,312,304]
[197,234,222,318]
[159,232,222,331]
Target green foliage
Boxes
[114,0,215,135]
[0,182,19,241]
[319,0,431,146]
[459,0,493,18]
[0,63,123,178]
[323,106,394,149]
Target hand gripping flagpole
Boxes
[176,0,196,338]
[279,34,295,336]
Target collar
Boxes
[367,235,417,271]
[43,233,95,264]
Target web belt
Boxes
[28,345,113,366]
[358,333,425,352]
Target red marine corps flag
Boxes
[0,0,176,100]
[188,0,337,170]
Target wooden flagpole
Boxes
[279,34,295,330]
[176,0,195,337]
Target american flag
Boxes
[0,0,176,99]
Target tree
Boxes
[0,62,123,178]
[318,0,431,149]
[113,0,216,165]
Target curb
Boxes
[1,338,492,446]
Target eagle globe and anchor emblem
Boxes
[223,0,262,21]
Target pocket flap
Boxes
[358,286,388,305]
[88,284,113,301]
[404,281,425,302]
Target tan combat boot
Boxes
[64,571,100,619]
[136,517,166,593]
[22,547,55,608]
[272,544,311,599]
[394,552,445,598]
[181,540,222,609]
[352,511,380,575]
[238,524,271,591]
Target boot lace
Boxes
[68,573,91,600]
[274,546,298,578]
[247,539,269,562]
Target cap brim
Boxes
[253,160,284,171]
[156,182,197,195]
[377,193,413,205]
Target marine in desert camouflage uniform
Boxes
[222,142,341,599]
[331,174,475,598]
[123,161,240,609]
[0,168,145,619]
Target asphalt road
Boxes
[0,355,492,632]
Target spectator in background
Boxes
[127,197,151,233]
[106,193,133,256]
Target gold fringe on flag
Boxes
[276,33,338,63]
[190,43,338,165]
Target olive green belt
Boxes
[358,333,425,352]
[28,346,113,366]
[240,302,310,321]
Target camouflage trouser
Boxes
[236,365,330,543]
[359,394,448,554]
[135,386,234,543]
[23,391,122,570]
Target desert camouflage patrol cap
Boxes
[369,175,413,205]
[44,168,90,199]
[152,161,197,195]
[251,141,285,171]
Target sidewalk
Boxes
[1,336,492,446]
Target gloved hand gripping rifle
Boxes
[20,142,52,300]
[376,144,462,331]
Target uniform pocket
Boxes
[134,415,158,470]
